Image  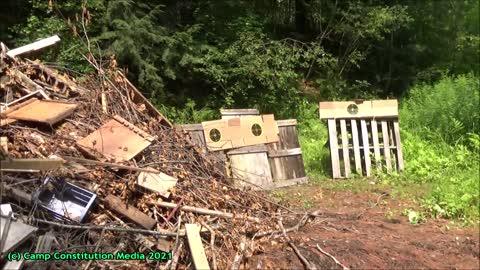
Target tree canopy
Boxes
[1,0,478,117]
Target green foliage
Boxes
[398,75,480,221]
[296,100,330,180]
[401,74,479,146]
[156,99,217,124]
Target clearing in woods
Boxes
[249,182,480,269]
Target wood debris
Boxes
[0,39,314,270]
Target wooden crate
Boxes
[320,100,404,178]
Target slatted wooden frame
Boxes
[321,100,404,178]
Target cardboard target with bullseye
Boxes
[201,114,279,151]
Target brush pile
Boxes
[0,41,299,270]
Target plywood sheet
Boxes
[77,115,153,161]
[137,169,177,197]
[6,98,77,125]
[319,100,398,119]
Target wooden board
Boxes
[104,195,156,230]
[7,35,60,57]
[1,158,64,172]
[351,119,362,174]
[381,121,392,171]
[360,120,371,176]
[393,120,404,171]
[77,115,153,161]
[220,108,259,119]
[228,145,273,189]
[0,216,38,253]
[371,119,381,173]
[319,100,398,119]
[0,137,7,153]
[137,170,177,197]
[328,119,341,178]
[340,120,351,178]
[6,99,78,125]
[185,224,210,270]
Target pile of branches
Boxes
[0,49,307,270]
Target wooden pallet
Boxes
[320,100,404,178]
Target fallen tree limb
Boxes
[316,244,349,270]
[278,219,315,270]
[153,201,261,223]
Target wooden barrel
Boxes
[266,119,307,188]
[220,109,259,119]
[227,144,273,189]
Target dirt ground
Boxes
[247,183,480,270]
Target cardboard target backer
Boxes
[201,114,279,151]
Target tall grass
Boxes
[399,74,479,221]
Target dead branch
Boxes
[316,244,349,270]
[278,219,315,270]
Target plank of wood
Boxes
[319,100,398,119]
[393,120,404,171]
[267,147,302,158]
[350,120,362,174]
[104,195,156,230]
[371,119,381,173]
[340,120,351,178]
[0,216,38,253]
[360,120,371,176]
[220,108,259,119]
[7,35,61,57]
[185,224,211,270]
[0,158,64,172]
[381,121,392,171]
[0,137,7,153]
[327,119,341,178]
[137,169,177,197]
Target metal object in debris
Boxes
[36,177,96,223]
[0,214,37,254]
[76,115,154,161]
[319,99,404,178]
[5,98,78,125]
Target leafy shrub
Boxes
[400,74,479,147]
[399,74,480,221]
[296,100,331,180]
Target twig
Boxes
[161,197,184,229]
[316,244,349,270]
[356,192,388,219]
[278,219,315,269]
[201,221,217,270]
[153,201,261,223]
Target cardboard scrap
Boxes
[137,169,177,197]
